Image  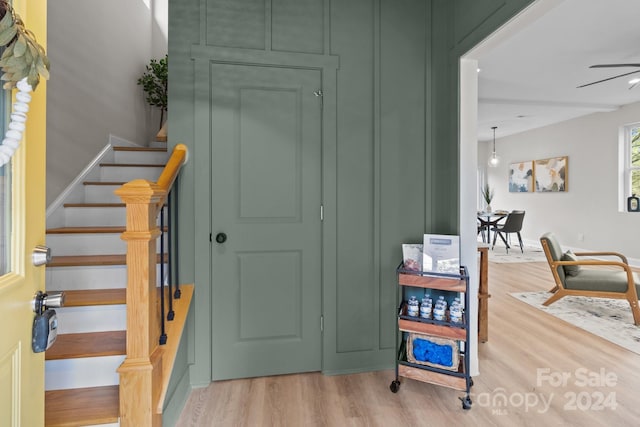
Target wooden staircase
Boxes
[44,146,169,427]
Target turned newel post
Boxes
[115,179,166,427]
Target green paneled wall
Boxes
[427,0,533,234]
[325,0,428,372]
[166,0,534,391]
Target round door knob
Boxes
[215,233,227,244]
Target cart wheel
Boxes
[389,380,400,393]
[469,377,474,387]
[460,395,472,410]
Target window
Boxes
[631,126,640,196]
[621,123,640,211]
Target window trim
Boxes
[620,122,640,212]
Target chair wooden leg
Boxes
[543,290,565,306]
[627,297,640,326]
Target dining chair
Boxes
[491,210,525,253]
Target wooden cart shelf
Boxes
[398,318,466,341]
[398,364,467,391]
[398,273,466,292]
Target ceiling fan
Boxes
[577,63,640,89]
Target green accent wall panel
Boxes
[454,0,506,45]
[206,0,266,49]
[272,0,325,54]
[427,0,533,235]
[428,0,458,234]
[330,0,376,354]
[378,0,428,350]
[323,0,430,372]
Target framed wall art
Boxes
[508,161,534,192]
[535,156,567,192]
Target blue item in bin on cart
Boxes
[412,337,453,367]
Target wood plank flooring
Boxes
[175,261,640,426]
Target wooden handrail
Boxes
[115,144,190,427]
[156,143,188,206]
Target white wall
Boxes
[480,101,640,261]
[46,0,168,205]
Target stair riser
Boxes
[114,150,169,164]
[100,166,164,182]
[149,140,167,149]
[47,265,126,290]
[84,185,123,203]
[46,264,165,291]
[46,233,168,256]
[65,207,125,227]
[64,206,166,227]
[45,356,124,391]
[56,305,126,334]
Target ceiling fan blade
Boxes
[589,64,640,68]
[577,69,640,88]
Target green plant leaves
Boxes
[137,54,168,110]
[0,3,49,90]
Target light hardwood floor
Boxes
[176,261,640,426]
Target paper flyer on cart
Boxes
[401,244,423,271]
[422,234,460,273]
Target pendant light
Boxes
[488,126,500,167]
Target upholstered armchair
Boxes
[540,232,640,325]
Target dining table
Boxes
[477,211,507,244]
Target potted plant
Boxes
[481,183,494,212]
[137,54,168,139]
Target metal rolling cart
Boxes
[389,263,473,409]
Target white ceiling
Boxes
[475,0,640,142]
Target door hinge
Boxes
[320,205,324,221]
[209,233,212,242]
[320,315,324,332]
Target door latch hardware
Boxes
[32,245,51,266]
[32,290,65,314]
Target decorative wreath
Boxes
[0,0,50,167]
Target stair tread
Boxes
[62,288,126,306]
[113,146,167,152]
[45,385,119,427]
[46,330,126,360]
[47,226,125,234]
[83,181,126,186]
[63,203,125,208]
[49,253,166,267]
[99,162,165,167]
[50,254,126,266]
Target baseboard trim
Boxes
[46,135,144,228]
[161,366,192,426]
[322,362,394,377]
